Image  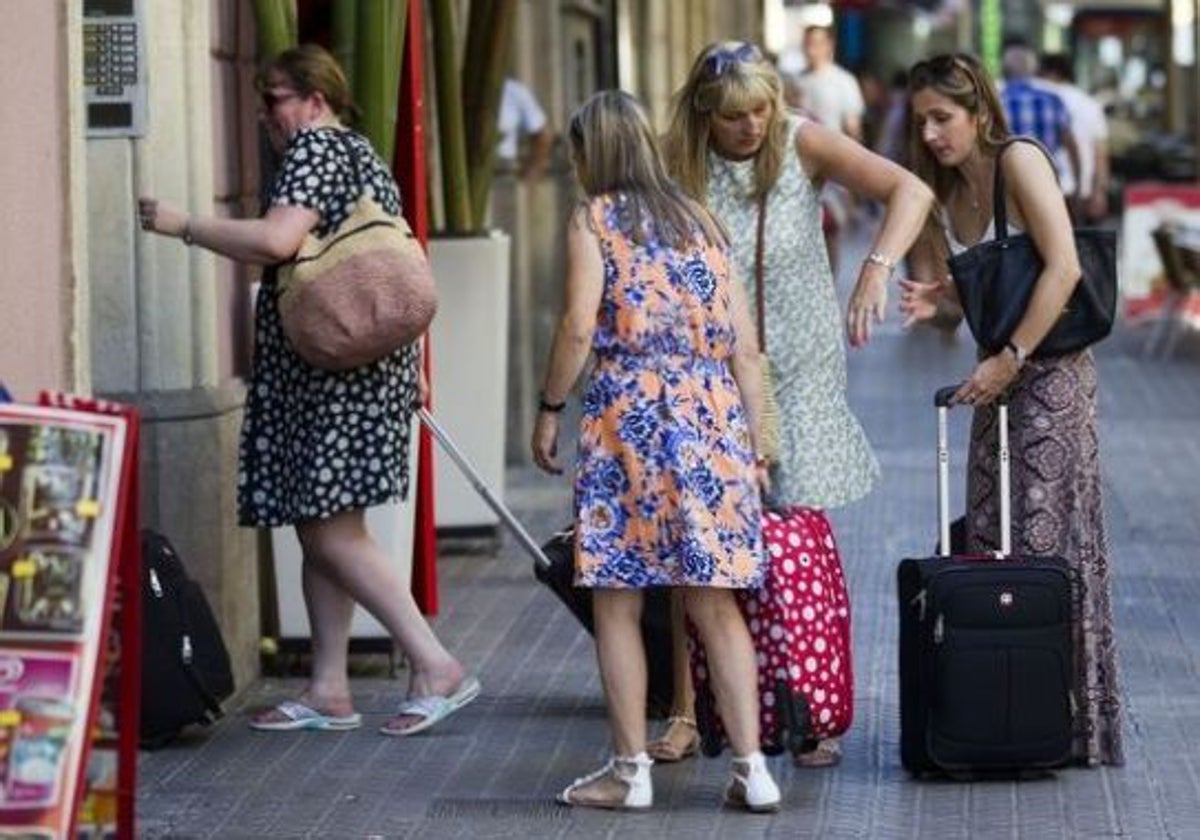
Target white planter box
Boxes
[427,232,512,529]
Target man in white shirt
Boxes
[792,25,865,275]
[1036,53,1110,221]
[795,26,865,141]
[496,78,553,179]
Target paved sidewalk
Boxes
[140,250,1200,838]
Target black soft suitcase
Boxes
[536,529,674,715]
[140,529,235,747]
[898,386,1077,775]
[418,410,675,715]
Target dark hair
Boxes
[258,44,360,125]
[907,52,1009,200]
[1039,53,1074,83]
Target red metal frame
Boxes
[392,0,439,615]
[35,394,140,840]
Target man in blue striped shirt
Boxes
[1001,43,1080,192]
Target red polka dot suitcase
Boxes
[691,506,854,757]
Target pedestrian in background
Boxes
[899,52,1123,766]
[657,40,932,769]
[1037,53,1111,222]
[532,89,781,813]
[497,77,554,179]
[1000,42,1081,195]
[794,25,869,273]
[138,44,478,737]
[796,26,865,141]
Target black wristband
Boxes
[538,393,566,413]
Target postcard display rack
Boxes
[0,393,140,840]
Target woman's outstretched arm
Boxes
[794,122,935,347]
[138,197,319,266]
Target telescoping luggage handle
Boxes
[933,386,1011,559]
[417,408,553,572]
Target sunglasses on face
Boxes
[704,43,761,78]
[260,89,301,110]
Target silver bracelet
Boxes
[864,251,896,271]
[181,217,194,246]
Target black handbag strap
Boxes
[992,136,1061,238]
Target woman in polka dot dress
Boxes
[137,45,477,737]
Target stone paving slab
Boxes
[139,271,1200,837]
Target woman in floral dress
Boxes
[532,91,780,812]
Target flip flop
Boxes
[380,676,481,737]
[248,700,363,732]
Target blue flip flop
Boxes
[380,676,481,736]
[249,700,363,732]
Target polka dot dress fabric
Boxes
[237,127,419,528]
[690,507,854,755]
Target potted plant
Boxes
[424,0,518,532]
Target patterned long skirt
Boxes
[965,349,1124,766]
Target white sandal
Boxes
[557,752,653,811]
[726,751,781,813]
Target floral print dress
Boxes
[573,194,764,590]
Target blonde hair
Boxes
[663,41,790,201]
[568,90,724,249]
[906,53,1010,202]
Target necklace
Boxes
[959,179,986,213]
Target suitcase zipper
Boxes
[912,589,927,621]
[933,613,944,644]
[149,568,163,598]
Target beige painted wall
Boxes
[0,1,87,399]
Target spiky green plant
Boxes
[430,0,518,234]
[251,0,297,60]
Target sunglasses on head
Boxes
[704,43,761,78]
[260,89,301,110]
[910,53,982,85]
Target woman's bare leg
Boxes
[296,509,465,699]
[647,591,699,760]
[593,589,648,756]
[682,588,759,756]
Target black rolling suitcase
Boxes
[898,386,1077,776]
[536,528,674,714]
[418,410,675,714]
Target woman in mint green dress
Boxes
[650,41,933,767]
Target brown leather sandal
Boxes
[646,715,700,763]
[793,737,842,768]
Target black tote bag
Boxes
[947,138,1117,359]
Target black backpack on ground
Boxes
[139,529,235,748]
